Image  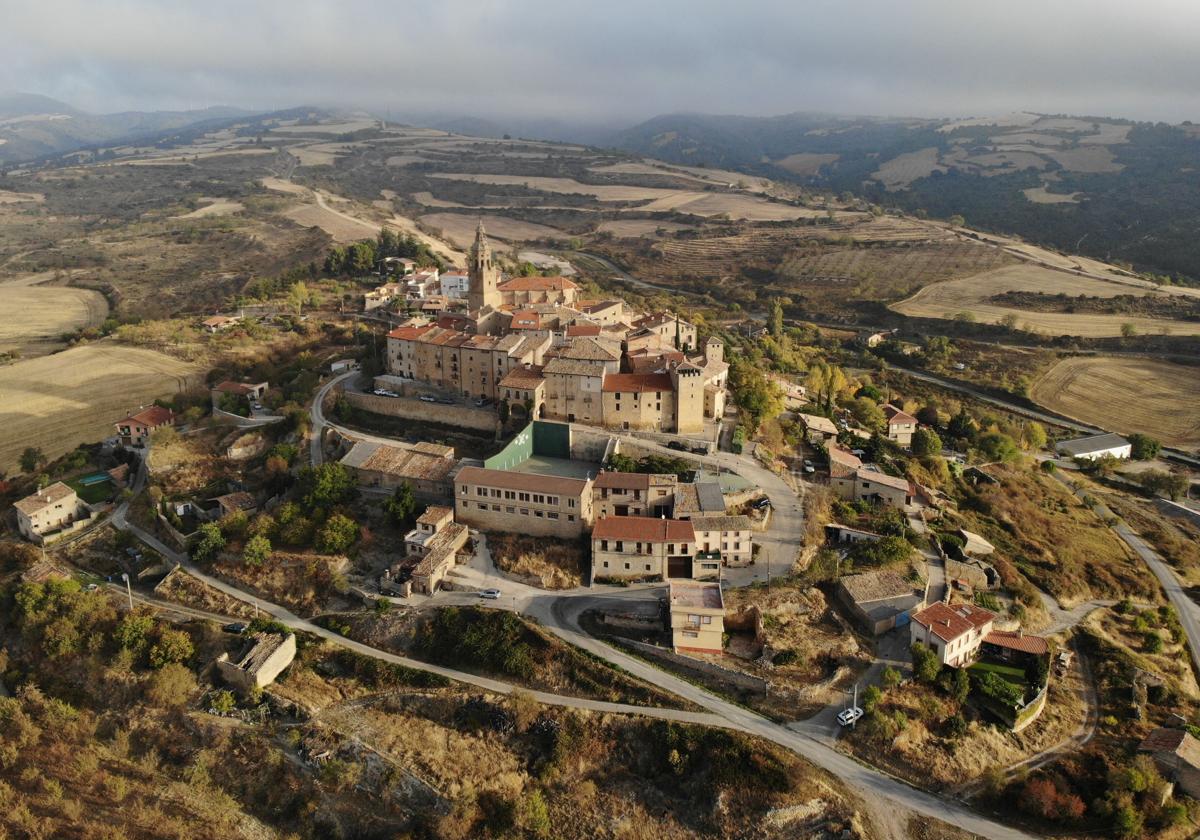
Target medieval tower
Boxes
[468,220,502,313]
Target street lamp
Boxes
[120,573,133,611]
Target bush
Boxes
[771,649,800,666]
[881,666,902,688]
[943,713,968,739]
[911,643,940,684]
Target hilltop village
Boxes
[3,211,1200,840]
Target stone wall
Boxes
[614,637,768,695]
[343,390,497,432]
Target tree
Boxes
[976,431,1020,463]
[383,483,417,528]
[1025,655,1049,689]
[147,663,197,707]
[113,613,154,653]
[1025,422,1047,451]
[769,298,784,338]
[951,667,970,704]
[851,535,911,567]
[911,428,942,457]
[948,214,965,227]
[911,643,940,684]
[916,405,940,427]
[849,397,886,431]
[1120,322,1137,338]
[243,535,272,567]
[209,689,236,714]
[149,629,194,668]
[288,282,309,315]
[497,398,510,424]
[1128,432,1161,460]
[315,513,360,554]
[948,409,976,441]
[192,523,226,564]
[1137,469,1189,500]
[19,447,44,473]
[297,462,356,509]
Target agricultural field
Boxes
[418,212,567,247]
[892,264,1200,336]
[1032,356,1200,450]
[0,342,200,474]
[0,275,108,358]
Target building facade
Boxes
[590,516,704,582]
[454,466,593,538]
[669,581,725,654]
[592,471,677,518]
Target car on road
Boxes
[802,459,816,474]
[372,389,388,396]
[752,497,772,510]
[222,623,248,634]
[478,589,502,600]
[473,397,490,408]
[436,397,455,405]
[836,706,864,727]
[666,440,688,452]
[418,395,437,403]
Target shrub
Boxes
[881,666,902,689]
[771,648,800,666]
[944,713,968,739]
[148,629,194,669]
[911,643,940,684]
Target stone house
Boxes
[454,466,593,538]
[216,633,296,692]
[669,581,724,654]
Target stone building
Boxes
[454,466,593,538]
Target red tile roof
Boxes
[912,602,995,642]
[455,466,591,497]
[498,276,579,292]
[594,471,676,491]
[984,630,1048,656]
[498,367,546,389]
[883,404,918,425]
[592,516,695,543]
[119,405,174,428]
[510,310,541,329]
[388,324,436,341]
[602,373,674,393]
[566,324,601,337]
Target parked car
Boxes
[372,389,388,396]
[473,397,490,408]
[436,397,455,405]
[478,589,502,600]
[222,623,248,634]
[752,497,772,510]
[419,395,437,403]
[836,707,864,727]
[666,440,688,452]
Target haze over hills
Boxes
[0,92,255,164]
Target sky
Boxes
[4,0,1200,125]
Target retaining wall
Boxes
[343,391,497,432]
[614,637,768,695]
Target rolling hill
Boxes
[610,111,1200,283]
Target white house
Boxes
[1055,432,1131,461]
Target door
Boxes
[667,557,691,578]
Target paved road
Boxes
[309,370,358,464]
[1050,472,1200,678]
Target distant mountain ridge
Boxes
[0,92,256,165]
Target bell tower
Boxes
[468,220,501,312]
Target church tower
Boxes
[468,220,501,313]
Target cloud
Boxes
[3,0,1199,123]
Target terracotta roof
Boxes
[1139,729,1200,768]
[412,441,455,458]
[417,506,454,526]
[498,276,579,292]
[543,358,606,377]
[118,405,175,428]
[499,366,546,389]
[592,515,695,543]
[602,373,674,393]
[856,468,912,494]
[689,515,751,533]
[840,570,916,604]
[594,471,677,491]
[799,413,838,435]
[984,630,1048,656]
[455,465,591,497]
[565,324,601,337]
[912,602,995,642]
[883,404,918,425]
[556,336,620,362]
[14,482,76,516]
[387,324,437,341]
[510,310,541,329]
[828,446,863,477]
[341,442,456,482]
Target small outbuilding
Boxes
[837,569,925,635]
[1138,728,1200,799]
[1055,432,1131,461]
[216,632,296,692]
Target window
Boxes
[683,630,698,638]
[603,561,609,568]
[547,496,558,506]
[460,486,468,496]
[548,512,559,520]
[492,504,500,511]
[645,564,652,571]
[505,490,515,500]
[615,541,623,552]
[624,563,630,570]
[520,508,529,516]
[460,500,467,508]
[491,489,500,498]
[687,614,700,625]
[477,503,487,510]
[600,540,608,551]
[568,499,576,508]
[535,511,544,518]
[506,506,515,514]
[702,616,712,625]
[568,515,575,522]
[519,492,530,502]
